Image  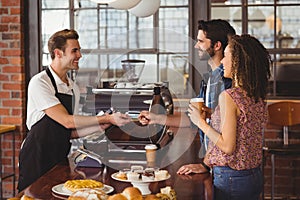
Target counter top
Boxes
[0,124,16,134]
[15,127,212,200]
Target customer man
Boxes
[18,29,131,191]
[139,19,235,174]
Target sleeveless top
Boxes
[205,87,268,170]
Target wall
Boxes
[0,0,25,197]
[263,111,300,199]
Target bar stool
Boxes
[0,124,16,199]
[263,102,300,200]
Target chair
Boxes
[263,101,300,200]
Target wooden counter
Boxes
[14,127,212,200]
[0,125,16,134]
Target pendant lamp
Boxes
[90,0,117,4]
[129,0,160,18]
[109,0,141,10]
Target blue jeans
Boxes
[212,166,263,200]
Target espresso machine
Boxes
[80,60,174,166]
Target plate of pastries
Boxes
[51,179,113,198]
[108,186,176,200]
[24,185,176,200]
[112,165,170,183]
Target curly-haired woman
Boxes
[188,34,271,200]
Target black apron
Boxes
[18,68,74,191]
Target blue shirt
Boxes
[197,64,232,153]
[198,64,232,110]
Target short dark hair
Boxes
[198,19,236,53]
[48,29,79,60]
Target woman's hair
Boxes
[229,34,271,101]
[48,29,79,60]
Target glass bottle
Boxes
[148,86,166,144]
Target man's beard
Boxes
[198,46,215,61]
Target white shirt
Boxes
[26,66,80,130]
[204,77,211,150]
[205,77,210,107]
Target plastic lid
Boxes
[190,97,204,103]
[145,144,158,150]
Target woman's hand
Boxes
[177,163,209,175]
[188,103,206,129]
[202,105,213,119]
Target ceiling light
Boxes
[129,0,160,18]
[109,0,141,10]
[90,0,117,4]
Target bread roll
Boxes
[20,195,34,200]
[107,193,127,200]
[144,194,160,200]
[122,187,142,200]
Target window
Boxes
[211,0,300,97]
[29,0,300,99]
[41,0,190,97]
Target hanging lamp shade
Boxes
[129,0,160,18]
[109,0,141,10]
[90,0,117,4]
[266,14,282,33]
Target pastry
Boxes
[115,171,127,180]
[160,186,176,200]
[155,193,170,200]
[126,172,140,181]
[68,188,108,200]
[154,170,169,180]
[144,194,160,200]
[130,165,143,172]
[64,179,104,192]
[142,169,155,181]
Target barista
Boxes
[18,29,131,191]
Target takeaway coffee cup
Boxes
[190,97,204,110]
[145,144,157,166]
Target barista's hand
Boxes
[99,123,111,130]
[109,112,131,127]
[138,111,151,125]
